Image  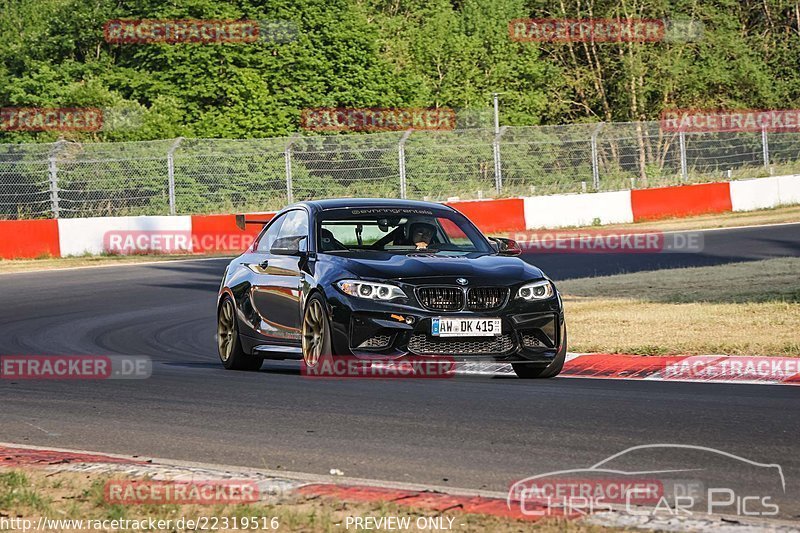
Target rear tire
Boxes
[512,330,567,379]
[217,295,263,371]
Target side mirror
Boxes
[271,236,307,256]
[489,237,522,256]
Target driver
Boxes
[407,220,437,249]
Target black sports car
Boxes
[217,198,566,378]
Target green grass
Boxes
[0,471,51,513]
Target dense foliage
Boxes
[1,0,799,142]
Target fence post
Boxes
[285,134,299,204]
[47,139,65,219]
[761,126,770,172]
[167,137,184,215]
[398,129,413,199]
[679,131,688,181]
[590,122,604,190]
[493,126,508,194]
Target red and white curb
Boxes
[457,353,800,385]
[2,443,799,531]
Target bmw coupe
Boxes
[217,198,566,378]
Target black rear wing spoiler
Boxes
[235,214,272,230]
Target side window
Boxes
[255,215,286,253]
[272,210,309,252]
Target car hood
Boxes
[324,251,545,284]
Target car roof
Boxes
[294,198,457,213]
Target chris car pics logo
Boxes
[508,444,785,518]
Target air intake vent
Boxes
[521,333,543,348]
[357,335,392,349]
[467,287,509,311]
[416,287,464,311]
[408,334,515,355]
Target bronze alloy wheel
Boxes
[217,295,263,371]
[217,297,236,362]
[302,297,328,367]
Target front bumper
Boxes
[325,288,565,364]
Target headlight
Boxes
[337,280,406,301]
[517,280,554,300]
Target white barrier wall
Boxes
[729,177,782,212]
[523,190,633,229]
[730,174,800,211]
[57,216,193,256]
[778,174,800,205]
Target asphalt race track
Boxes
[528,222,800,278]
[1,223,799,517]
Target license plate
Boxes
[431,317,501,337]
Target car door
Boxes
[249,209,308,344]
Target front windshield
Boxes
[317,207,491,254]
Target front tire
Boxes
[302,293,333,368]
[512,330,567,379]
[217,295,263,371]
